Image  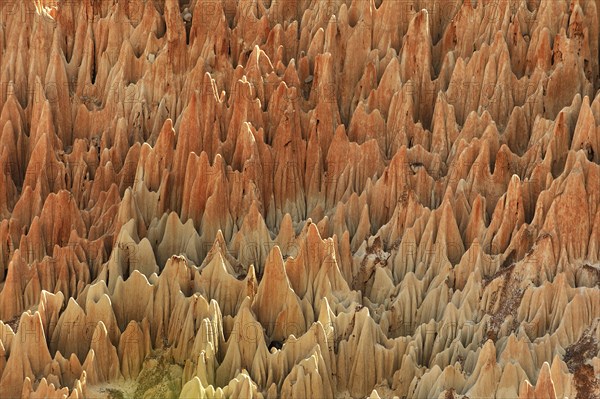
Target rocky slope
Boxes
[0,0,599,398]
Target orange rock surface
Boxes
[0,0,599,398]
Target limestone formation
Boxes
[0,0,599,398]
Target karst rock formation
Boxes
[0,0,599,398]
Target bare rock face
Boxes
[0,0,599,398]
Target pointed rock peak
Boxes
[211,229,228,253]
[156,118,175,148]
[534,361,557,398]
[244,200,264,228]
[263,245,285,278]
